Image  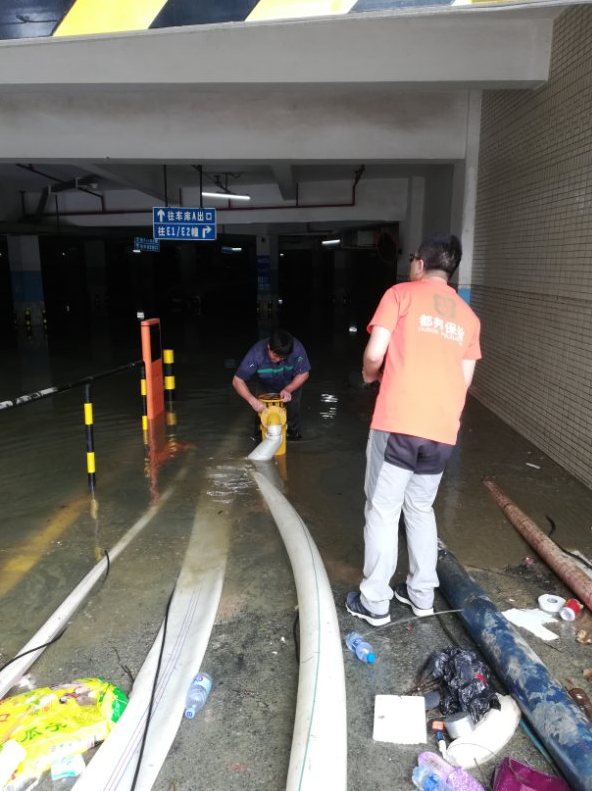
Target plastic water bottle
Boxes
[412,765,451,791]
[345,632,376,664]
[184,672,212,719]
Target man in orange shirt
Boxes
[346,233,481,626]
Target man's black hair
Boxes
[269,329,294,357]
[417,233,462,277]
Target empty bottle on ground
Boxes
[184,673,212,719]
[345,632,376,664]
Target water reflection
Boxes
[319,392,339,421]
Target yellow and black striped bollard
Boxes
[140,363,149,441]
[83,383,96,497]
[163,349,175,410]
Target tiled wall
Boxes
[471,5,592,488]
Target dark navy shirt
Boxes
[235,338,311,392]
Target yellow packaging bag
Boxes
[0,677,128,788]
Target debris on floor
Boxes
[412,750,486,791]
[491,757,571,791]
[426,647,499,723]
[537,593,565,614]
[444,694,521,769]
[0,677,128,790]
[372,695,426,744]
[501,607,560,641]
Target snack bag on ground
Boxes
[0,677,128,789]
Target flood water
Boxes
[1,316,592,790]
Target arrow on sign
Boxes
[202,226,212,238]
[157,209,165,222]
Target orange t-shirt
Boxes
[368,279,481,445]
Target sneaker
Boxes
[393,583,434,618]
[345,591,390,627]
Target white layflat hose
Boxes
[251,470,347,791]
[73,500,230,791]
[248,422,283,461]
[0,468,187,699]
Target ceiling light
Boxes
[132,248,141,254]
[202,191,251,202]
[322,238,341,247]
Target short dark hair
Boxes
[269,329,294,357]
[417,233,462,277]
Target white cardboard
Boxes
[372,695,427,744]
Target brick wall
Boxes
[471,5,592,488]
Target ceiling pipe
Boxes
[40,165,367,218]
[187,164,366,213]
[16,164,103,199]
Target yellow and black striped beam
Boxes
[0,0,524,42]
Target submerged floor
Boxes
[1,321,592,790]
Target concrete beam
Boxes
[81,163,168,203]
[0,7,555,90]
[272,165,297,201]
[0,88,470,160]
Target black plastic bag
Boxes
[427,646,500,722]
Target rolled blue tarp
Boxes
[437,544,592,791]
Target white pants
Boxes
[359,429,445,613]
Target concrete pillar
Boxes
[311,246,324,334]
[399,177,425,282]
[333,249,349,335]
[256,234,279,335]
[131,248,155,320]
[85,240,108,318]
[457,90,482,305]
[7,236,50,393]
[85,239,114,365]
[450,162,465,241]
[177,243,196,286]
[7,235,45,328]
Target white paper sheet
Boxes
[373,695,427,744]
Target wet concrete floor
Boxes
[1,324,592,790]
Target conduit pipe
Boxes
[251,471,347,791]
[43,166,366,218]
[0,469,186,699]
[484,478,592,613]
[190,166,364,213]
[437,543,592,791]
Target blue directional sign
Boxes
[152,207,217,241]
[134,236,160,252]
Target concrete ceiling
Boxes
[0,2,567,239]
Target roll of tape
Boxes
[444,711,474,739]
[538,593,565,614]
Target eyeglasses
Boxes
[409,253,420,263]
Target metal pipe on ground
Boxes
[437,543,592,791]
[0,360,142,412]
[484,478,592,613]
